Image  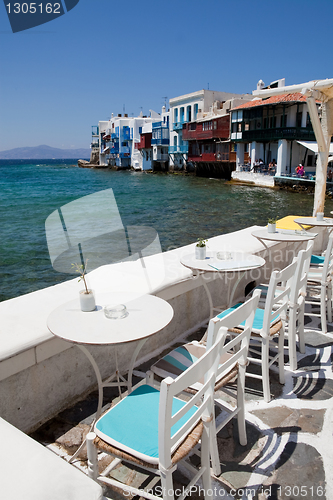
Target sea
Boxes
[1,159,332,302]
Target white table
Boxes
[294,216,333,235]
[47,292,173,459]
[251,228,317,254]
[181,251,265,318]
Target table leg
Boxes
[68,339,148,463]
[228,271,246,307]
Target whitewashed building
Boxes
[231,79,319,176]
[169,89,248,170]
[99,111,162,169]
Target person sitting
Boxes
[268,159,276,175]
[258,159,264,172]
[296,164,304,177]
[252,159,259,172]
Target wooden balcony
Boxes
[183,116,230,141]
[137,133,152,150]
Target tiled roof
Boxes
[232,93,308,110]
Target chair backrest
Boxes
[262,259,298,337]
[158,325,226,470]
[318,234,333,279]
[290,240,314,305]
[158,291,261,470]
[207,290,261,376]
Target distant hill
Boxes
[0,145,91,159]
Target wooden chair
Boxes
[86,323,228,500]
[306,234,333,334]
[252,241,314,370]
[150,291,260,475]
[221,260,299,402]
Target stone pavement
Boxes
[31,311,333,500]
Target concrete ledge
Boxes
[231,170,275,187]
[0,417,103,500]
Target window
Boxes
[296,111,302,128]
[307,155,314,167]
[174,109,178,122]
[203,121,213,131]
[180,107,184,122]
[190,122,196,130]
[269,116,276,128]
[306,112,311,128]
[187,105,191,122]
[193,104,198,120]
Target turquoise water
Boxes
[1,160,332,302]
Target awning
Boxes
[297,141,333,153]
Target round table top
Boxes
[294,217,333,227]
[181,252,265,273]
[47,292,174,345]
[251,228,318,242]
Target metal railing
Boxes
[168,145,188,154]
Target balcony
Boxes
[168,145,188,154]
[90,141,99,149]
[201,153,216,162]
[152,121,168,129]
[240,127,316,142]
[137,133,152,150]
[173,121,185,131]
[183,116,230,141]
[91,126,99,136]
[151,138,169,146]
[123,128,130,140]
[154,153,169,162]
[120,146,130,155]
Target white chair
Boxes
[305,234,333,334]
[86,324,227,500]
[150,291,260,475]
[252,241,314,371]
[222,260,298,402]
[287,241,314,369]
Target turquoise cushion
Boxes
[95,384,198,463]
[311,255,325,265]
[217,303,279,331]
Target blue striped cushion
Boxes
[163,346,199,372]
[95,384,198,464]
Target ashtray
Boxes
[104,304,128,319]
[216,251,233,261]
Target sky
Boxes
[1,0,333,152]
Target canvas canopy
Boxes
[297,141,333,154]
